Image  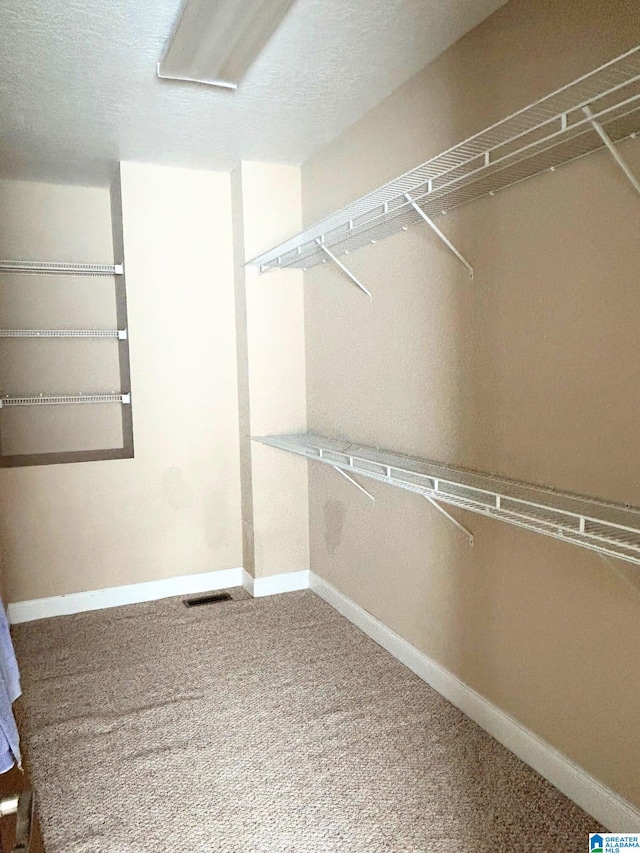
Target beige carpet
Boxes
[12,589,600,852]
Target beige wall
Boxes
[303,0,640,810]
[234,162,309,579]
[0,165,243,601]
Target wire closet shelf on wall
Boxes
[255,433,640,567]
[0,261,123,276]
[248,45,640,278]
[0,394,131,408]
[0,260,131,437]
[0,329,126,338]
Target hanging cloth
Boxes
[0,604,21,772]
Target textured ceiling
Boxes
[0,0,507,186]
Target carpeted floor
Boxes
[12,589,601,852]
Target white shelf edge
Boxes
[247,45,640,272]
[254,432,640,567]
[0,329,125,338]
[0,261,124,276]
[0,393,131,408]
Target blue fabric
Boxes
[0,605,21,772]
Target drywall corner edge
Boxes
[242,568,255,596]
[244,569,309,598]
[308,572,640,832]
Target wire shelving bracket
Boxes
[424,495,474,544]
[331,448,471,534]
[315,239,372,300]
[582,106,640,195]
[403,193,474,279]
[253,432,640,567]
[247,45,640,277]
[331,464,375,502]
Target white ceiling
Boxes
[0,0,507,186]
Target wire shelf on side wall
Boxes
[248,45,640,274]
[253,432,640,567]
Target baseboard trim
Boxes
[8,567,245,624]
[243,569,309,598]
[309,572,640,832]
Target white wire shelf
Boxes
[254,432,640,566]
[249,45,640,274]
[0,261,123,276]
[0,329,127,339]
[0,329,126,339]
[0,393,131,408]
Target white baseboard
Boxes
[8,567,244,624]
[9,566,310,624]
[243,569,309,598]
[309,572,640,832]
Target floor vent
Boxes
[183,592,232,607]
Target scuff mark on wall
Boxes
[323,499,346,556]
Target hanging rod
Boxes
[253,432,640,567]
[0,393,131,408]
[248,45,640,274]
[0,329,127,339]
[0,261,123,276]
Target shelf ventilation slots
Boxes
[0,329,127,339]
[0,394,131,408]
[0,261,123,276]
[247,45,640,294]
[254,433,640,567]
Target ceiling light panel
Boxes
[158,0,297,90]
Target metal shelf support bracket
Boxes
[583,106,640,197]
[598,554,640,598]
[424,495,474,545]
[332,465,375,503]
[403,193,474,279]
[315,239,372,300]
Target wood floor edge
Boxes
[308,572,640,833]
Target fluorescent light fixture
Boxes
[157,0,297,90]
